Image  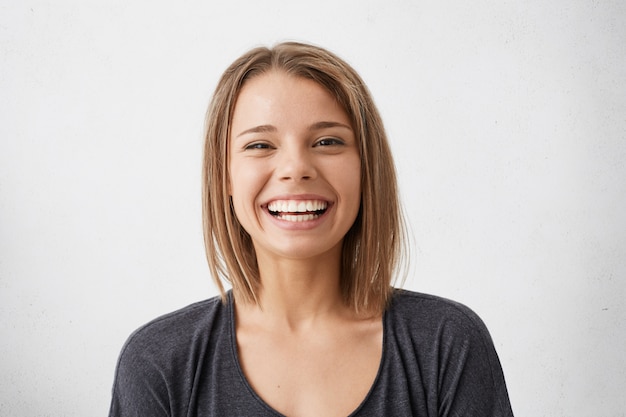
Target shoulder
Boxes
[110,295,230,415]
[389,288,485,322]
[115,295,228,375]
[384,289,514,415]
[387,288,496,348]
[126,296,224,346]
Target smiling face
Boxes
[228,71,361,264]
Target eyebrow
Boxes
[235,124,277,138]
[308,121,353,132]
[236,121,352,138]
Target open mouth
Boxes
[267,199,329,222]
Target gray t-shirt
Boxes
[109,289,514,416]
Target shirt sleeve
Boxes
[435,304,514,417]
[108,333,171,417]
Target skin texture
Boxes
[229,71,382,417]
[229,70,361,264]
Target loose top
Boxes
[109,289,514,416]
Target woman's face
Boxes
[228,71,361,263]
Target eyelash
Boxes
[315,137,344,147]
[244,142,273,150]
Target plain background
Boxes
[1,1,625,416]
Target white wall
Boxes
[1,1,624,416]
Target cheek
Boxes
[229,183,254,233]
[229,165,263,217]
[228,159,246,198]
[338,156,362,211]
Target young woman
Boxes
[109,42,514,417]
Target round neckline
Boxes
[226,290,387,416]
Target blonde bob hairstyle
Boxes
[202,41,406,314]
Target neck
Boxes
[236,246,349,331]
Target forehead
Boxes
[230,71,351,134]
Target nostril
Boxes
[277,153,317,181]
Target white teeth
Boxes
[267,199,328,222]
[267,200,328,214]
[281,214,317,222]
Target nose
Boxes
[277,144,317,182]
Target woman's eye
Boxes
[315,137,344,147]
[245,142,272,150]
